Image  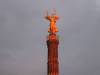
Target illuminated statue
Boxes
[45,10,59,34]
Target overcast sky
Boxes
[0,0,100,75]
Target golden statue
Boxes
[45,10,59,34]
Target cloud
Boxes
[0,0,99,75]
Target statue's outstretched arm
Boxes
[55,16,59,20]
[45,16,51,21]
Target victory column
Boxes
[45,10,60,75]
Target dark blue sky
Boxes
[0,0,100,75]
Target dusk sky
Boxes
[0,0,100,75]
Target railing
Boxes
[47,34,59,40]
